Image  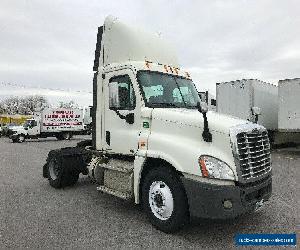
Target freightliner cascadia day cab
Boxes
[43,16,272,233]
[10,108,85,143]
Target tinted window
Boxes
[109,75,136,110]
[137,71,200,108]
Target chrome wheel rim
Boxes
[49,159,59,180]
[149,181,174,220]
[19,135,24,142]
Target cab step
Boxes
[96,185,132,200]
[101,159,133,173]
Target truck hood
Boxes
[151,108,250,135]
[147,108,258,179]
[11,126,26,133]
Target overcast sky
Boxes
[0,0,299,105]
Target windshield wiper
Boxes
[150,103,179,108]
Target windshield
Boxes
[23,120,36,128]
[137,71,200,108]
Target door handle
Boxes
[106,131,110,145]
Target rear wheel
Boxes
[47,152,79,188]
[142,167,189,233]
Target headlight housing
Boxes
[199,155,235,180]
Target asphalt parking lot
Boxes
[0,136,299,249]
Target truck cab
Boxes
[9,119,39,143]
[43,16,272,233]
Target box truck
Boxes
[42,16,272,233]
[83,106,93,134]
[10,108,85,143]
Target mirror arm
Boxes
[202,112,212,142]
[197,102,212,142]
[111,108,126,120]
[111,109,134,124]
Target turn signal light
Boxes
[199,158,209,177]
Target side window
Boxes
[109,75,136,110]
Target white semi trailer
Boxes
[10,108,85,143]
[216,79,278,130]
[217,79,300,145]
[43,16,272,233]
[278,78,300,131]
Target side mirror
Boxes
[197,102,212,142]
[24,127,28,130]
[251,106,261,123]
[109,82,120,109]
[251,106,261,116]
[125,113,134,124]
[197,101,208,113]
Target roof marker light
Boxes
[145,61,151,69]
[164,65,169,72]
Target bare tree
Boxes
[0,95,49,115]
[58,100,79,109]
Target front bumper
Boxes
[181,175,272,219]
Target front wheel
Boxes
[62,132,72,140]
[142,167,189,233]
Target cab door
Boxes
[27,120,40,136]
[103,69,141,155]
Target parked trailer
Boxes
[278,78,300,131]
[276,78,300,144]
[42,16,272,233]
[216,79,300,145]
[216,79,278,130]
[9,108,86,143]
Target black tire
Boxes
[142,166,189,233]
[62,132,71,140]
[47,151,79,188]
[12,138,17,143]
[17,134,25,143]
[55,134,64,140]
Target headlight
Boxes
[199,155,235,180]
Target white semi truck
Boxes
[10,108,85,143]
[43,16,272,233]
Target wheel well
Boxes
[138,157,183,203]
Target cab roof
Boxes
[100,16,179,68]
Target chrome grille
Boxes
[236,130,271,180]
